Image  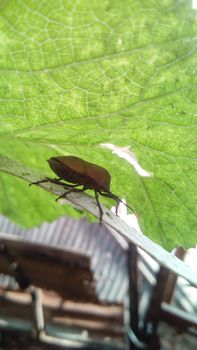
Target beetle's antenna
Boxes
[99,191,134,215]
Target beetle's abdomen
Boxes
[48,156,111,192]
[48,157,84,185]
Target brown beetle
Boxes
[30,156,134,223]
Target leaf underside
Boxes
[0,0,197,250]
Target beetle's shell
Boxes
[48,156,111,192]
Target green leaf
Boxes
[0,0,196,250]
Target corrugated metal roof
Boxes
[0,215,128,303]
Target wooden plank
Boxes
[0,290,124,326]
[128,242,139,336]
[162,247,185,304]
[0,234,97,302]
[143,266,169,335]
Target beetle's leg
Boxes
[115,202,120,216]
[29,177,51,186]
[98,191,120,216]
[94,191,103,225]
[30,178,80,188]
[29,177,65,187]
[55,186,86,202]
